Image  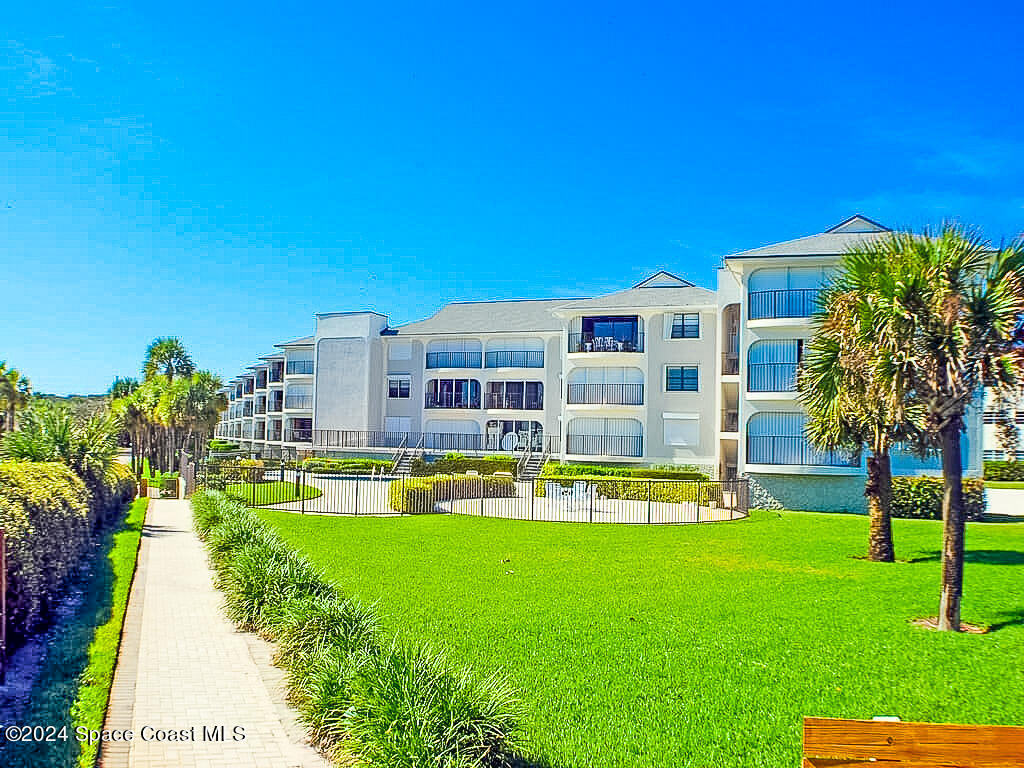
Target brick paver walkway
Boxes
[100,499,329,768]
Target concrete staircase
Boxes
[517,451,547,481]
[392,451,416,475]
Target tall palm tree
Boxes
[109,376,140,399]
[142,337,195,383]
[0,361,31,434]
[850,225,1024,630]
[800,282,923,562]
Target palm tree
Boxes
[109,376,140,399]
[142,338,195,383]
[0,361,31,434]
[799,281,923,562]
[848,225,1024,630]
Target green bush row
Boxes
[536,475,723,504]
[208,439,241,452]
[388,474,517,514]
[890,477,986,520]
[301,457,393,475]
[0,461,136,643]
[191,490,525,765]
[411,453,517,477]
[983,460,1024,481]
[540,462,708,481]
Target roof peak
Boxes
[633,270,695,289]
[824,214,891,234]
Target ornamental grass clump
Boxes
[190,490,527,766]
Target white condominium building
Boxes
[215,216,984,512]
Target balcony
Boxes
[566,383,644,406]
[425,393,480,409]
[485,392,543,410]
[426,351,482,369]
[255,372,268,389]
[255,401,267,415]
[242,404,253,417]
[284,428,312,443]
[286,360,314,376]
[746,436,858,467]
[748,363,798,392]
[485,350,544,368]
[285,394,313,410]
[269,364,284,383]
[748,289,820,320]
[568,333,644,354]
[722,353,739,376]
[267,397,283,413]
[565,434,643,458]
[722,409,739,432]
[267,426,283,441]
[244,380,255,395]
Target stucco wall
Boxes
[747,472,867,513]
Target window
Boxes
[388,377,411,399]
[663,414,699,447]
[670,313,699,339]
[666,365,698,392]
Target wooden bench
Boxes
[803,716,1024,766]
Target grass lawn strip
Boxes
[986,480,1024,489]
[258,507,1024,768]
[225,480,322,504]
[0,497,148,768]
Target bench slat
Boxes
[803,717,1024,765]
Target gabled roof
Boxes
[632,270,694,288]
[555,284,715,312]
[390,298,579,336]
[726,215,893,259]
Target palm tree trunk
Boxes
[865,451,895,562]
[937,420,966,632]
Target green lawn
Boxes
[226,479,322,505]
[1,497,148,768]
[257,508,1024,768]
[986,480,1024,489]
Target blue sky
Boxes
[2,1,1022,394]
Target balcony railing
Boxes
[568,333,644,353]
[746,435,858,467]
[244,381,255,394]
[748,289,820,320]
[286,360,314,375]
[722,353,739,376]
[267,398,283,413]
[285,394,313,409]
[425,351,482,369]
[722,409,739,432]
[255,402,267,414]
[313,430,560,454]
[485,350,544,368]
[255,374,267,389]
[748,362,798,392]
[424,393,480,409]
[566,434,643,457]
[485,393,543,410]
[269,366,284,383]
[566,383,643,406]
[242,405,253,417]
[267,429,282,441]
[284,428,312,443]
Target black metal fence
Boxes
[196,463,749,524]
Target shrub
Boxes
[189,490,526,765]
[0,461,92,641]
[410,454,517,477]
[536,475,723,505]
[540,462,707,481]
[302,457,392,475]
[388,474,517,514]
[984,460,1024,481]
[890,477,986,521]
[209,439,241,452]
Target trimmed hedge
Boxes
[0,460,137,644]
[890,477,986,521]
[411,453,517,477]
[191,491,525,765]
[389,474,517,514]
[540,462,708,481]
[209,439,241,452]
[984,460,1024,481]
[537,475,723,505]
[302,457,393,475]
